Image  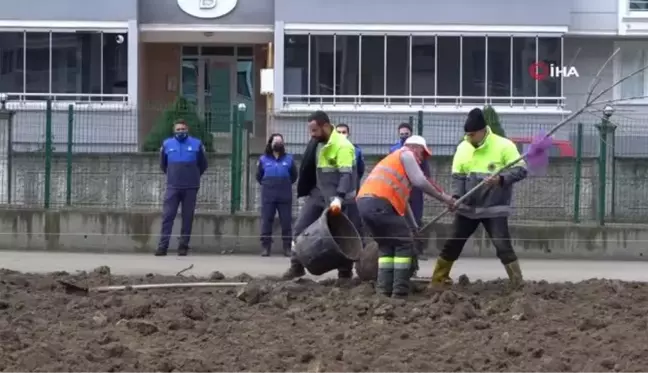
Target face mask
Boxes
[399,134,409,144]
[174,132,188,141]
[272,143,285,152]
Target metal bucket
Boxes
[293,208,363,276]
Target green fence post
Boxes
[597,126,606,226]
[417,110,424,136]
[609,125,618,220]
[595,109,617,226]
[243,117,251,211]
[65,104,73,206]
[229,104,245,214]
[408,115,414,132]
[572,122,583,223]
[234,104,245,212]
[44,99,53,209]
[230,105,239,214]
[0,99,15,205]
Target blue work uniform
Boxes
[156,136,208,255]
[389,140,430,226]
[354,144,365,191]
[256,153,298,252]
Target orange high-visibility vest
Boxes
[357,148,414,216]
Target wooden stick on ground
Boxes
[176,264,194,277]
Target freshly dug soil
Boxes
[1,267,648,372]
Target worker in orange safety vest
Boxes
[356,135,455,298]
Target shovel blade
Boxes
[57,280,90,296]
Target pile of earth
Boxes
[1,267,648,372]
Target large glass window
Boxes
[282,33,563,108]
[0,30,128,101]
[615,41,648,103]
[630,0,648,10]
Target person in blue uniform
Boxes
[335,123,365,191]
[256,133,298,257]
[389,122,430,227]
[155,119,208,256]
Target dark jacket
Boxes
[256,153,298,203]
[297,138,319,198]
[355,144,365,182]
[160,136,208,189]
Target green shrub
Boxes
[142,97,214,152]
[483,105,506,138]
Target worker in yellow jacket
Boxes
[430,108,527,289]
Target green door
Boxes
[206,61,233,133]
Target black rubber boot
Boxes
[282,261,306,280]
[154,248,168,256]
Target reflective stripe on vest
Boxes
[357,149,412,216]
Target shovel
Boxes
[58,280,246,296]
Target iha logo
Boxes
[528,61,579,81]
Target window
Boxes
[630,0,648,10]
[283,34,564,108]
[0,31,128,101]
[615,41,648,102]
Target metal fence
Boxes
[0,100,647,224]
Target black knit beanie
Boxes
[464,108,487,132]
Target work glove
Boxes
[443,193,458,211]
[329,197,343,215]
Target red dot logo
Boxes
[529,61,549,81]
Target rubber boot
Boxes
[428,257,454,289]
[504,260,524,289]
[154,248,167,257]
[282,260,306,280]
[261,247,271,257]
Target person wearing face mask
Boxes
[358,135,455,298]
[429,108,527,289]
[155,119,208,256]
[388,123,430,228]
[256,133,298,257]
[283,110,363,282]
[335,123,365,191]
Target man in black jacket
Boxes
[286,111,364,281]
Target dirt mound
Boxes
[2,267,648,372]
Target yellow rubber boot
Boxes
[504,260,524,290]
[428,257,454,289]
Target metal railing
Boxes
[0,100,646,225]
[282,95,566,109]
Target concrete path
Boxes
[2,251,648,282]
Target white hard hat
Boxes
[404,135,432,155]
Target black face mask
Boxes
[399,134,410,144]
[272,144,285,153]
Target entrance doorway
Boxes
[200,57,236,133]
[181,46,255,134]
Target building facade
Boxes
[0,0,647,154]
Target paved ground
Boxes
[2,251,648,282]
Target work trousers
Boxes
[408,188,424,227]
[260,200,293,251]
[158,187,198,250]
[441,214,518,265]
[290,196,364,278]
[357,197,414,297]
